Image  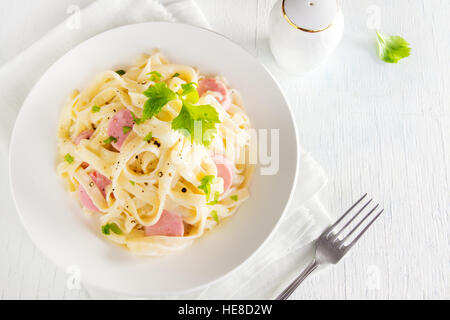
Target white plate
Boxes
[9,22,298,297]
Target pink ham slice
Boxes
[144,210,184,237]
[198,78,231,110]
[74,130,94,168]
[212,155,233,192]
[78,185,99,212]
[78,171,111,212]
[73,129,94,145]
[88,171,111,197]
[107,109,134,151]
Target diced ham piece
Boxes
[77,171,111,212]
[73,130,94,168]
[198,78,231,110]
[88,171,111,197]
[78,185,99,212]
[73,129,94,145]
[107,109,134,151]
[144,210,184,237]
[212,155,233,192]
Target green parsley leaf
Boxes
[172,72,180,78]
[122,126,132,134]
[91,105,100,113]
[131,111,142,125]
[64,153,74,164]
[129,180,135,186]
[103,136,118,144]
[180,82,199,103]
[210,210,219,223]
[208,192,220,205]
[376,31,411,63]
[142,82,177,121]
[115,69,125,76]
[198,175,215,199]
[101,222,123,235]
[147,71,162,82]
[230,195,238,202]
[143,132,153,142]
[172,101,220,146]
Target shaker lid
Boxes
[283,0,339,32]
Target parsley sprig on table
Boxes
[376,31,411,63]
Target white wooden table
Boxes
[0,0,448,299]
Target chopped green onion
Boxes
[208,192,220,205]
[230,195,238,201]
[101,222,123,235]
[147,71,162,82]
[115,70,125,75]
[91,105,100,113]
[129,180,135,186]
[143,132,153,142]
[172,72,180,78]
[210,210,219,223]
[103,136,117,144]
[122,126,132,134]
[131,111,142,125]
[199,175,215,199]
[64,153,74,164]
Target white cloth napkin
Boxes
[0,0,331,299]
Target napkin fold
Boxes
[0,0,331,299]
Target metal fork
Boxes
[275,194,384,300]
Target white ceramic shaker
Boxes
[269,0,344,75]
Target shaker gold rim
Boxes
[281,0,337,33]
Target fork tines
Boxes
[325,194,384,251]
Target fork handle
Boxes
[275,259,319,300]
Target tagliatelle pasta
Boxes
[56,51,253,256]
